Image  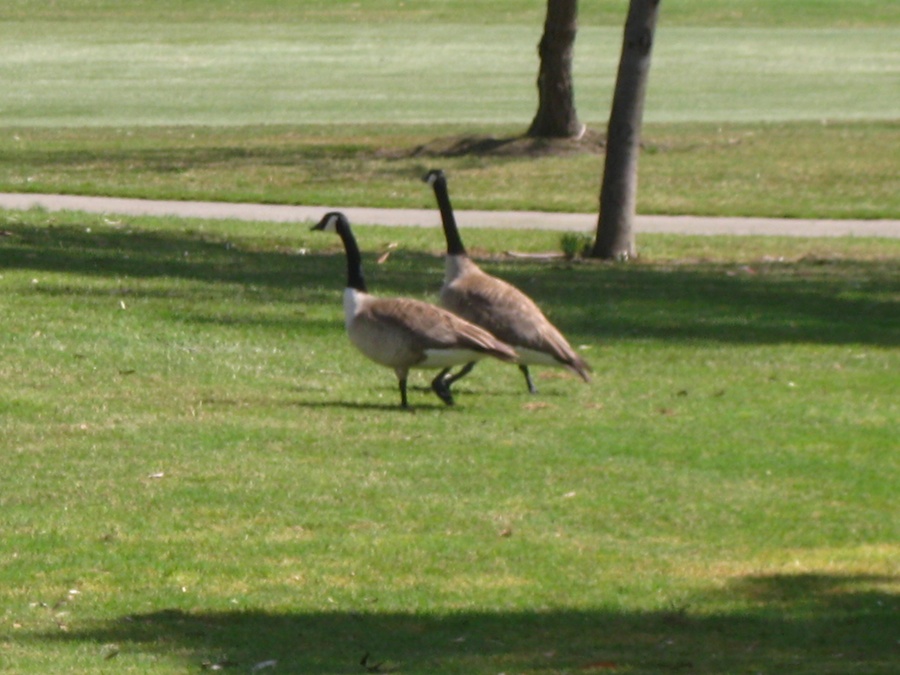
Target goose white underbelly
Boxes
[420,348,484,368]
[347,332,484,371]
[515,346,565,367]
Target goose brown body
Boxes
[441,256,591,379]
[313,212,517,407]
[344,290,518,374]
[424,169,591,392]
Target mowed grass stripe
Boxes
[5,0,900,27]
[2,23,898,126]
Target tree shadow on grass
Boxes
[484,257,899,348]
[25,574,898,673]
[2,216,897,347]
[0,217,330,293]
[404,130,606,159]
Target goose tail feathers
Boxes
[567,356,592,383]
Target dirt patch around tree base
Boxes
[390,129,607,159]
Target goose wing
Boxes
[442,269,592,380]
[365,297,518,363]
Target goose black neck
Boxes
[335,218,367,292]
[432,176,467,256]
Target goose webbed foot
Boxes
[431,372,455,406]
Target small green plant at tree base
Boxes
[560,232,594,260]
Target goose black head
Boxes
[422,168,446,186]
[312,211,347,233]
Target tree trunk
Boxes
[591,0,661,259]
[527,0,582,139]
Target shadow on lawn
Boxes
[1,217,897,347]
[405,130,606,159]
[28,574,899,673]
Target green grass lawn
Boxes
[2,10,897,127]
[1,2,898,673]
[1,209,898,673]
[2,121,898,219]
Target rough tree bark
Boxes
[527,0,582,138]
[591,0,661,259]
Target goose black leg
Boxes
[441,361,477,387]
[399,377,409,408]
[430,372,455,406]
[520,365,538,394]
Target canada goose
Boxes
[312,212,518,408]
[423,169,592,393]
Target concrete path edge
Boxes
[1,192,898,238]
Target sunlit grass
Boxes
[2,120,898,219]
[2,8,897,127]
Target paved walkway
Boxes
[1,192,898,238]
